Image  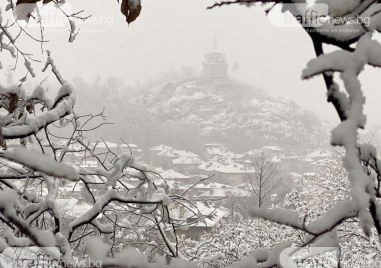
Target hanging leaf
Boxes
[16,0,55,5]
[15,0,56,21]
[120,0,142,24]
[16,0,39,3]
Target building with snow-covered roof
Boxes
[198,161,225,172]
[222,151,244,161]
[245,149,263,157]
[200,187,250,199]
[290,149,335,173]
[160,169,189,180]
[262,146,283,158]
[197,161,255,186]
[154,148,200,169]
[158,149,199,158]
[170,201,227,240]
[120,143,143,156]
[215,163,256,186]
[216,162,246,173]
[204,146,226,159]
[206,182,232,189]
[172,156,204,174]
[150,144,173,152]
[269,156,282,163]
[204,143,224,148]
[172,156,204,165]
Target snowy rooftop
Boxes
[172,156,204,165]
[205,148,244,160]
[269,156,282,163]
[91,141,119,148]
[198,161,225,172]
[155,180,188,189]
[150,144,173,151]
[262,146,282,152]
[160,169,189,179]
[205,147,226,156]
[194,182,232,189]
[216,163,255,174]
[198,161,255,174]
[245,149,263,156]
[204,143,224,147]
[171,201,227,227]
[157,149,199,158]
[220,151,244,159]
[200,187,250,198]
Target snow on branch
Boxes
[250,207,302,230]
[1,83,76,139]
[1,147,79,181]
[68,189,167,237]
[302,51,352,79]
[0,189,56,248]
[42,50,65,85]
[307,200,358,235]
[301,34,379,236]
[257,241,292,268]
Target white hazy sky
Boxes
[3,0,381,126]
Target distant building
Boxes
[160,169,190,181]
[120,143,143,157]
[170,201,227,241]
[202,36,229,84]
[262,146,283,158]
[215,163,256,186]
[203,143,226,160]
[155,148,200,169]
[198,161,255,186]
[171,156,204,174]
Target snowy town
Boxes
[5,137,335,241]
[2,1,381,268]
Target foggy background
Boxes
[2,0,380,126]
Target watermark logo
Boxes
[0,247,101,268]
[16,3,114,29]
[268,3,370,29]
[280,246,381,268]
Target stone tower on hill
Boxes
[202,35,229,84]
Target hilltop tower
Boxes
[202,35,229,84]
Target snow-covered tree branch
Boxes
[3,0,381,267]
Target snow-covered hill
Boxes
[143,79,328,152]
[74,76,328,153]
